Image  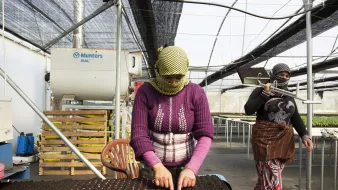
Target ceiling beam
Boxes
[221,85,246,94]
[289,75,338,87]
[290,83,338,91]
[291,57,338,77]
[220,57,338,92]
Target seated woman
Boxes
[130,45,214,190]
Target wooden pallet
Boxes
[39,110,107,176]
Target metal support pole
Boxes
[242,123,245,146]
[237,122,239,138]
[114,0,122,139]
[225,118,227,138]
[2,0,7,96]
[247,123,251,159]
[219,94,223,138]
[205,71,208,92]
[43,1,115,50]
[335,140,337,190]
[320,139,325,190]
[227,120,229,146]
[312,73,315,118]
[0,68,106,180]
[230,121,233,147]
[299,137,303,190]
[304,0,313,189]
[217,117,220,138]
[73,0,84,48]
[220,92,222,113]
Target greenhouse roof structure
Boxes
[173,0,338,93]
[0,0,182,78]
[1,0,338,92]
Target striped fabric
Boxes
[251,120,295,163]
[130,82,214,163]
[262,90,271,97]
[254,159,285,190]
[148,130,196,165]
[262,90,283,99]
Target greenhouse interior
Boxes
[1,0,338,189]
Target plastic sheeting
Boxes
[0,1,136,50]
[128,0,183,77]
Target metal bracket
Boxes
[103,0,117,3]
[243,74,270,85]
[243,78,322,105]
[114,0,120,6]
[302,100,321,104]
[302,0,314,10]
[0,97,12,102]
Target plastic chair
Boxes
[101,139,139,179]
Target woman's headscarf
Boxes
[149,46,189,95]
[270,63,291,89]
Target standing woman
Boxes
[244,63,313,190]
[130,45,214,190]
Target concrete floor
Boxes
[199,136,338,190]
[26,135,338,190]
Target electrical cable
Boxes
[159,0,322,20]
[320,33,338,78]
[241,0,248,56]
[243,0,293,54]
[12,125,20,134]
[253,6,304,50]
[291,46,338,70]
[121,6,152,78]
[206,0,239,72]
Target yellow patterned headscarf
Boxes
[149,46,189,95]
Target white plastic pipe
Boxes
[73,0,84,48]
[2,0,6,96]
[304,0,313,189]
[114,0,122,139]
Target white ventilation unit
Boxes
[50,48,141,101]
[128,52,142,76]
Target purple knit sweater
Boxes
[130,82,214,166]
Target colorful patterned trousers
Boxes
[254,159,285,190]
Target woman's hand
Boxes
[303,136,314,152]
[152,163,174,190]
[264,83,271,92]
[177,168,196,190]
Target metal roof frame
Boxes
[199,0,338,87]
